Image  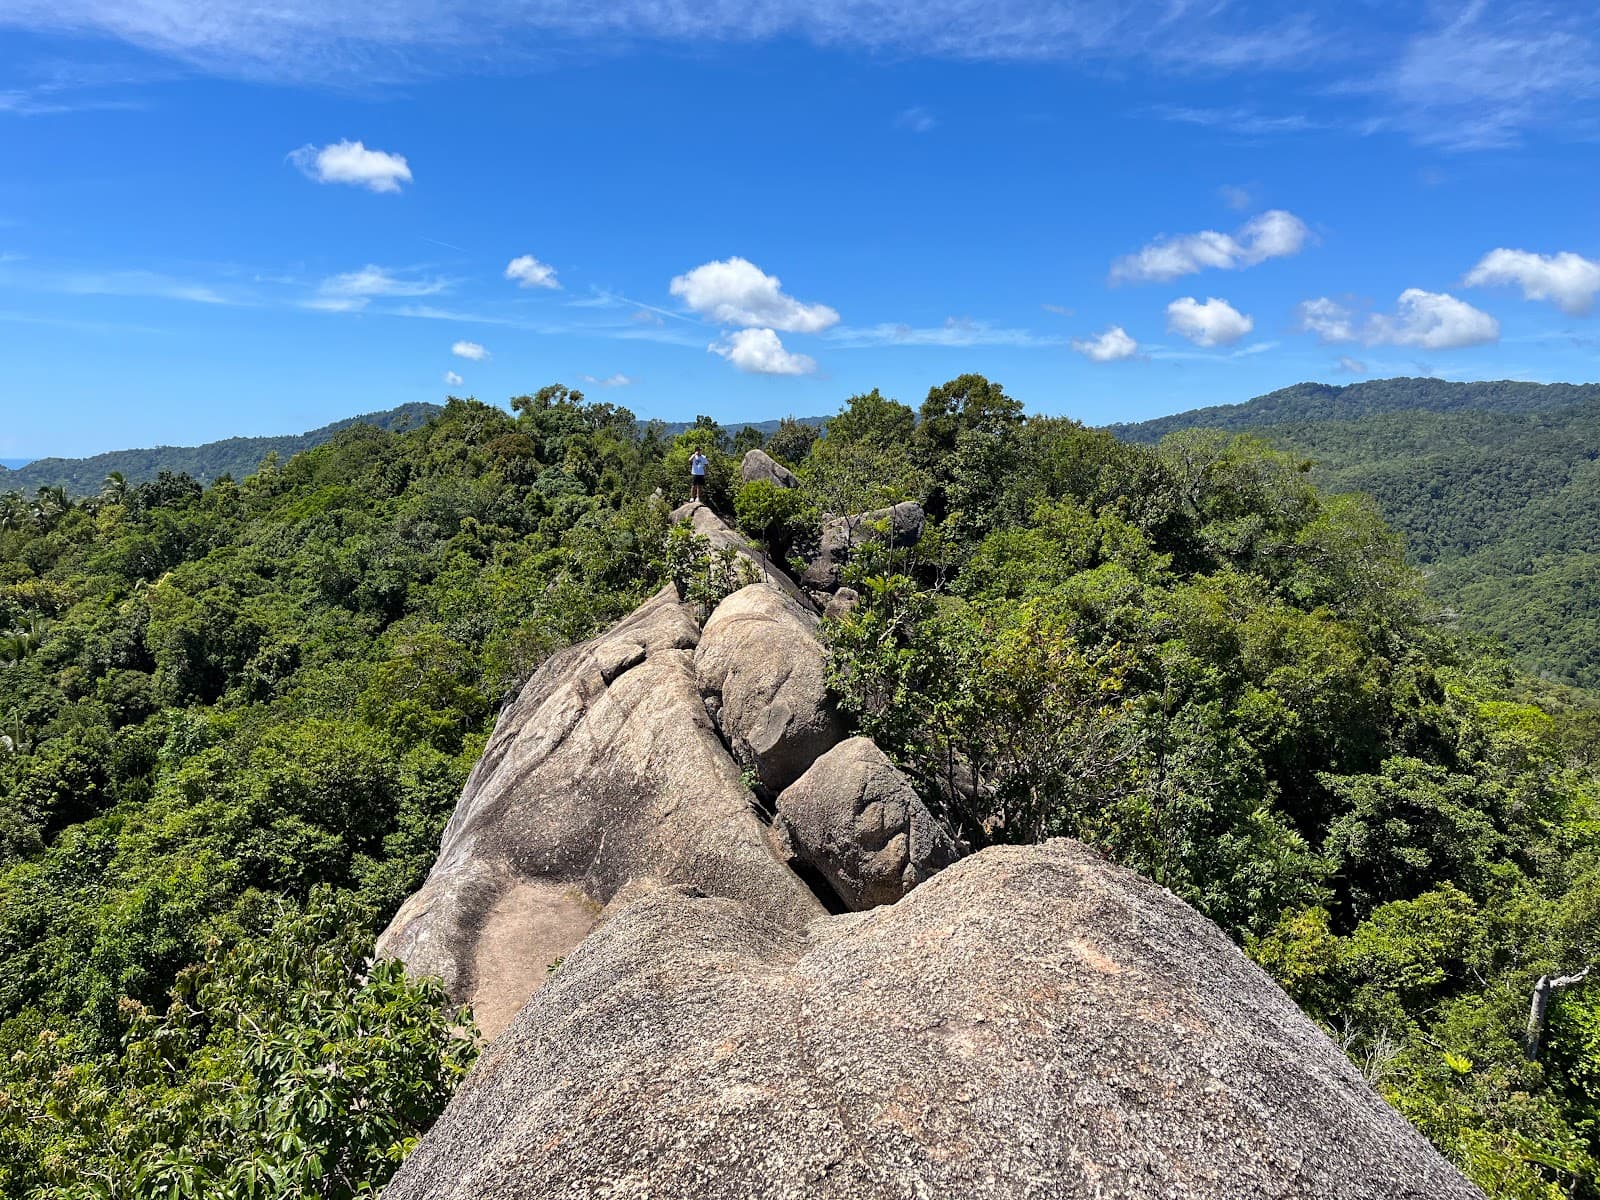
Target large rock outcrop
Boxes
[385,839,1481,1200]
[740,447,799,489]
[695,583,844,794]
[776,736,957,909]
[802,500,925,591]
[376,506,841,1036]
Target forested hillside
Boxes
[1112,378,1600,443]
[0,403,440,496]
[1114,379,1600,691]
[2,381,1599,1197]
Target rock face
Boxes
[802,500,925,591]
[376,507,839,1037]
[673,499,811,606]
[694,583,844,795]
[740,447,799,489]
[384,839,1482,1200]
[776,736,957,909]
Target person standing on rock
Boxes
[689,447,708,504]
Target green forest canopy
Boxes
[0,405,830,500]
[1113,378,1600,692]
[0,403,441,497]
[0,378,1598,1198]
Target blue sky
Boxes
[2,2,1599,457]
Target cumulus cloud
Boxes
[670,257,838,333]
[1166,296,1253,347]
[444,370,464,386]
[1295,296,1357,342]
[1465,248,1600,316]
[1070,326,1139,362]
[505,254,560,289]
[1297,289,1499,350]
[710,327,816,375]
[288,140,411,193]
[1336,355,1368,374]
[1371,289,1499,349]
[451,339,487,360]
[581,373,634,387]
[1110,210,1309,284]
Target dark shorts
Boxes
[690,473,706,485]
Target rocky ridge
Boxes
[379,470,1483,1198]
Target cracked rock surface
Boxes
[776,736,957,909]
[383,840,1482,1200]
[694,583,844,795]
[375,507,839,1037]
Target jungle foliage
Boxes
[2,376,1599,1197]
[0,391,694,1196]
[0,404,440,498]
[800,381,1600,1200]
[1113,379,1600,690]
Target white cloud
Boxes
[1336,355,1368,374]
[1465,248,1600,316]
[827,317,1058,348]
[307,264,448,311]
[451,339,487,360]
[288,140,411,193]
[581,373,634,387]
[1110,210,1309,284]
[505,254,560,289]
[1071,326,1139,362]
[55,269,230,305]
[1297,289,1499,350]
[1166,296,1253,347]
[1372,289,1500,349]
[709,327,816,375]
[1295,296,1358,342]
[670,257,838,332]
[1152,106,1319,136]
[444,370,464,386]
[0,2,1324,83]
[1366,6,1600,149]
[1219,184,1253,210]
[896,106,936,133]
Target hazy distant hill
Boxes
[1111,378,1600,689]
[2,408,832,498]
[1110,377,1600,444]
[0,403,442,496]
[646,415,829,438]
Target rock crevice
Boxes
[377,504,854,1037]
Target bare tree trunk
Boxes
[1525,968,1590,1061]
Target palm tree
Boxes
[0,618,44,665]
[30,485,69,530]
[0,491,24,533]
[0,710,30,757]
[102,471,129,504]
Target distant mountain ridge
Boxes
[1108,377,1600,690]
[646,416,829,438]
[2,408,832,498]
[1110,377,1600,444]
[0,403,443,497]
